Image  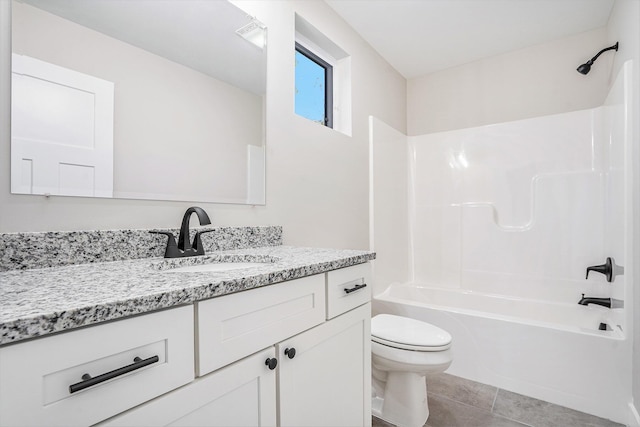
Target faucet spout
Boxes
[178,206,211,253]
[578,293,612,308]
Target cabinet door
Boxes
[99,348,277,427]
[277,303,371,427]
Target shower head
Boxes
[577,42,619,75]
[576,61,593,75]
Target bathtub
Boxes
[374,283,629,423]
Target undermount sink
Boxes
[163,262,267,273]
[151,253,278,273]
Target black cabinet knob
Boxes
[265,358,277,370]
[284,348,296,359]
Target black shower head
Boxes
[577,42,619,75]
[576,61,593,75]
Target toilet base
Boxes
[371,371,429,427]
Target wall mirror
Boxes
[11,0,266,205]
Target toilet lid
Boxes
[371,314,452,350]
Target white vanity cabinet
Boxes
[100,263,372,427]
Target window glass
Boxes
[295,44,332,127]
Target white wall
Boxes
[606,0,640,424]
[0,0,406,251]
[407,27,610,135]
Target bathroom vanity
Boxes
[0,229,374,427]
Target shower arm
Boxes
[585,42,619,65]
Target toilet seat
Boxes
[372,314,452,352]
[372,336,451,352]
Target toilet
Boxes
[371,314,453,427]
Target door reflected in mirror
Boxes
[11,0,266,204]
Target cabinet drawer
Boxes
[0,305,194,427]
[197,274,325,376]
[326,263,372,319]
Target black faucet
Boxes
[578,293,612,308]
[150,207,213,258]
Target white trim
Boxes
[629,400,640,427]
[295,32,336,68]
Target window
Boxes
[295,42,333,128]
[294,14,351,136]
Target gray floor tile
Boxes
[372,416,396,427]
[492,389,624,427]
[426,372,498,411]
[425,393,529,427]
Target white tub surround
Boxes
[409,108,612,303]
[0,238,375,345]
[407,62,633,328]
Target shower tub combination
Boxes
[369,61,635,425]
[374,283,628,422]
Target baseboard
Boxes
[629,401,640,427]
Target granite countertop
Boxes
[0,246,375,346]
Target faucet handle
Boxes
[585,257,613,282]
[149,231,180,258]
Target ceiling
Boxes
[325,0,615,79]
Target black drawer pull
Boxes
[344,283,367,294]
[69,355,159,394]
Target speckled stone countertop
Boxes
[0,246,375,346]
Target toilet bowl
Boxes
[371,314,452,427]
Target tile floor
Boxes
[372,373,625,427]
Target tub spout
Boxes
[578,293,611,308]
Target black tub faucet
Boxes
[150,206,213,258]
[578,294,612,308]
